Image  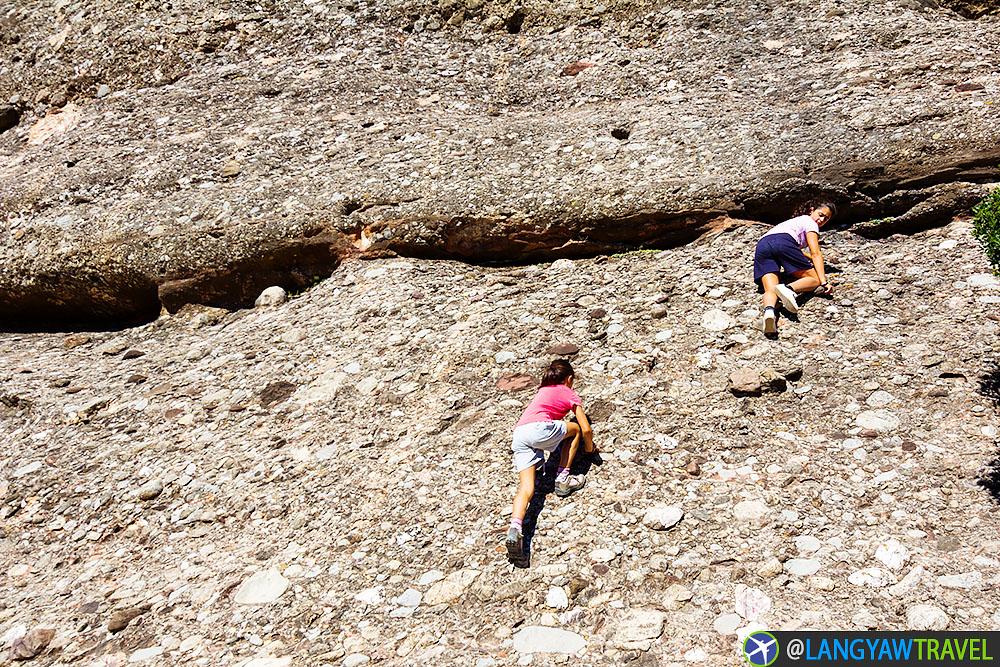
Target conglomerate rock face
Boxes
[2,0,1000,663]
[3,219,1000,664]
[0,0,998,325]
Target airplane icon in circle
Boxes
[744,632,778,666]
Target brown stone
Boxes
[497,374,536,392]
[10,628,55,660]
[560,61,594,76]
[258,381,296,408]
[729,368,763,397]
[63,334,92,349]
[108,606,149,633]
[546,342,579,356]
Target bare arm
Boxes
[574,405,594,452]
[806,231,828,285]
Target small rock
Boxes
[417,570,444,586]
[650,304,668,319]
[109,607,149,632]
[96,84,111,98]
[221,159,242,178]
[63,334,92,349]
[98,340,128,355]
[701,309,734,331]
[494,351,516,364]
[848,567,896,588]
[614,609,667,649]
[785,559,821,576]
[874,539,909,571]
[729,368,763,397]
[512,626,586,654]
[497,375,536,392]
[641,505,683,531]
[713,612,741,635]
[547,342,579,356]
[343,655,370,667]
[255,286,287,307]
[734,585,771,622]
[234,569,290,605]
[545,587,569,609]
[660,584,692,610]
[795,535,821,554]
[424,569,479,605]
[590,548,615,563]
[855,410,900,433]
[937,571,982,590]
[395,589,422,607]
[136,480,163,501]
[906,604,950,630]
[9,628,55,660]
[733,500,770,523]
[757,557,783,578]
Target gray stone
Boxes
[613,609,667,649]
[701,309,734,331]
[906,605,950,630]
[137,479,164,501]
[512,626,586,654]
[855,410,900,432]
[255,286,288,307]
[234,569,290,605]
[641,505,683,530]
[733,500,771,523]
[785,559,821,576]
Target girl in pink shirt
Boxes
[506,359,595,567]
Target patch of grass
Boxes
[972,188,1000,273]
[610,248,661,258]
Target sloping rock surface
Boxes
[1,0,998,325]
[2,219,1000,663]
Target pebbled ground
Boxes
[3,218,1000,665]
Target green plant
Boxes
[972,188,1000,273]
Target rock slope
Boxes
[3,217,1000,665]
[1,0,999,325]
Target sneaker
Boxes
[506,527,527,567]
[762,308,777,335]
[554,474,586,498]
[774,284,799,313]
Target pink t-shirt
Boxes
[516,385,583,427]
[762,215,819,248]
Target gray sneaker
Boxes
[554,474,586,498]
[774,284,799,313]
[506,527,527,567]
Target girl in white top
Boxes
[752,201,836,335]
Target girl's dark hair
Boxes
[796,200,838,218]
[540,359,574,387]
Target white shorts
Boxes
[511,420,568,472]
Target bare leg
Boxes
[788,269,821,293]
[511,465,535,522]
[760,273,780,309]
[557,422,582,471]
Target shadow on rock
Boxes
[976,363,1000,502]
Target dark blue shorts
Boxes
[753,234,814,285]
